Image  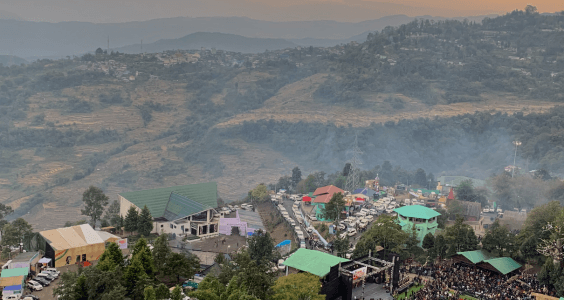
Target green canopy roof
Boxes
[283,248,349,277]
[456,250,494,264]
[1,267,28,278]
[163,192,212,221]
[393,205,441,219]
[119,182,217,218]
[482,257,522,275]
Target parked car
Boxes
[32,277,50,286]
[347,228,357,236]
[306,226,314,233]
[310,215,317,221]
[337,224,346,231]
[45,268,60,276]
[364,215,374,221]
[42,270,59,278]
[27,280,44,291]
[277,259,285,270]
[37,273,55,282]
[2,294,21,300]
[22,295,40,300]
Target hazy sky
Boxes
[0,0,561,23]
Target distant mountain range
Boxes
[0,55,28,66]
[0,10,23,21]
[115,32,298,54]
[0,14,496,59]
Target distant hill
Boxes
[0,10,23,21]
[0,14,495,59]
[116,32,298,54]
[0,55,27,66]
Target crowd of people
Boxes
[400,262,555,300]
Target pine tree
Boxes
[144,286,156,300]
[123,255,147,297]
[155,283,170,300]
[152,234,171,275]
[75,274,88,300]
[97,242,124,271]
[132,238,156,279]
[170,286,182,300]
[124,206,139,234]
[137,205,153,237]
[422,233,435,250]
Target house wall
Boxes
[52,243,105,268]
[119,195,140,218]
[397,214,438,247]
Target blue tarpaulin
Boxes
[4,284,22,291]
[275,240,291,248]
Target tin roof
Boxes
[39,224,104,251]
[11,251,39,263]
[393,205,441,219]
[455,250,495,264]
[313,185,344,196]
[1,268,28,278]
[283,248,349,277]
[163,192,212,221]
[480,257,522,275]
[119,182,218,218]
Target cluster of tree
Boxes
[320,6,564,106]
[54,235,199,300]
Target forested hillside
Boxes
[1,8,563,230]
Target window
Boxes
[82,254,86,262]
[76,255,80,263]
[161,224,164,228]
[170,224,173,229]
[174,226,177,229]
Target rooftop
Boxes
[11,251,39,263]
[39,224,104,251]
[313,193,332,204]
[313,185,344,197]
[164,192,212,222]
[283,248,349,277]
[480,257,522,275]
[456,250,495,264]
[119,182,218,218]
[0,268,28,278]
[393,205,441,219]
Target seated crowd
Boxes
[402,262,555,300]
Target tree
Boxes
[291,167,302,189]
[138,205,153,236]
[95,48,104,55]
[548,182,564,204]
[101,285,127,300]
[217,251,276,299]
[124,206,139,234]
[155,283,170,300]
[422,233,435,250]
[123,255,148,298]
[322,192,345,221]
[414,168,427,187]
[167,252,199,284]
[132,238,156,278]
[380,161,394,186]
[342,163,352,177]
[97,242,124,271]
[434,235,447,258]
[482,219,514,256]
[190,275,259,300]
[444,216,478,253]
[152,234,171,274]
[251,184,269,201]
[53,271,79,300]
[277,176,292,191]
[405,225,420,254]
[525,5,538,14]
[435,208,447,229]
[104,200,121,227]
[455,180,487,206]
[333,234,349,258]
[0,203,13,222]
[247,229,278,264]
[353,215,408,258]
[144,286,157,300]
[297,175,317,194]
[170,286,182,300]
[272,273,325,300]
[74,274,88,300]
[2,218,33,250]
[80,186,109,229]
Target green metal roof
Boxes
[283,248,349,277]
[119,182,218,218]
[1,268,29,278]
[456,250,494,264]
[163,192,212,221]
[393,205,441,219]
[482,257,522,275]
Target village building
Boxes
[394,205,441,247]
[39,224,106,268]
[456,200,482,221]
[312,185,345,221]
[118,182,220,237]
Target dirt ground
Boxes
[255,202,293,245]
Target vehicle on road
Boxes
[27,280,44,291]
[364,215,374,221]
[347,228,357,236]
[2,294,21,300]
[337,224,346,231]
[339,232,348,239]
[22,295,40,300]
[32,277,49,286]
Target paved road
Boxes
[352,282,393,300]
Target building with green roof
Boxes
[282,248,349,277]
[394,205,441,247]
[118,182,220,237]
[477,257,522,275]
[453,250,495,265]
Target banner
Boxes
[353,267,367,281]
[117,238,128,250]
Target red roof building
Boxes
[447,188,455,200]
[313,185,344,197]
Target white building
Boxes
[119,182,220,237]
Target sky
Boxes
[0,0,561,23]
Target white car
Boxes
[339,232,348,239]
[310,216,317,221]
[278,259,285,270]
[347,228,357,236]
[337,224,346,231]
[364,215,374,221]
[27,280,43,291]
[306,226,314,233]
[3,295,21,300]
[45,267,60,276]
[42,270,59,278]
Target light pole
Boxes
[512,140,522,178]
